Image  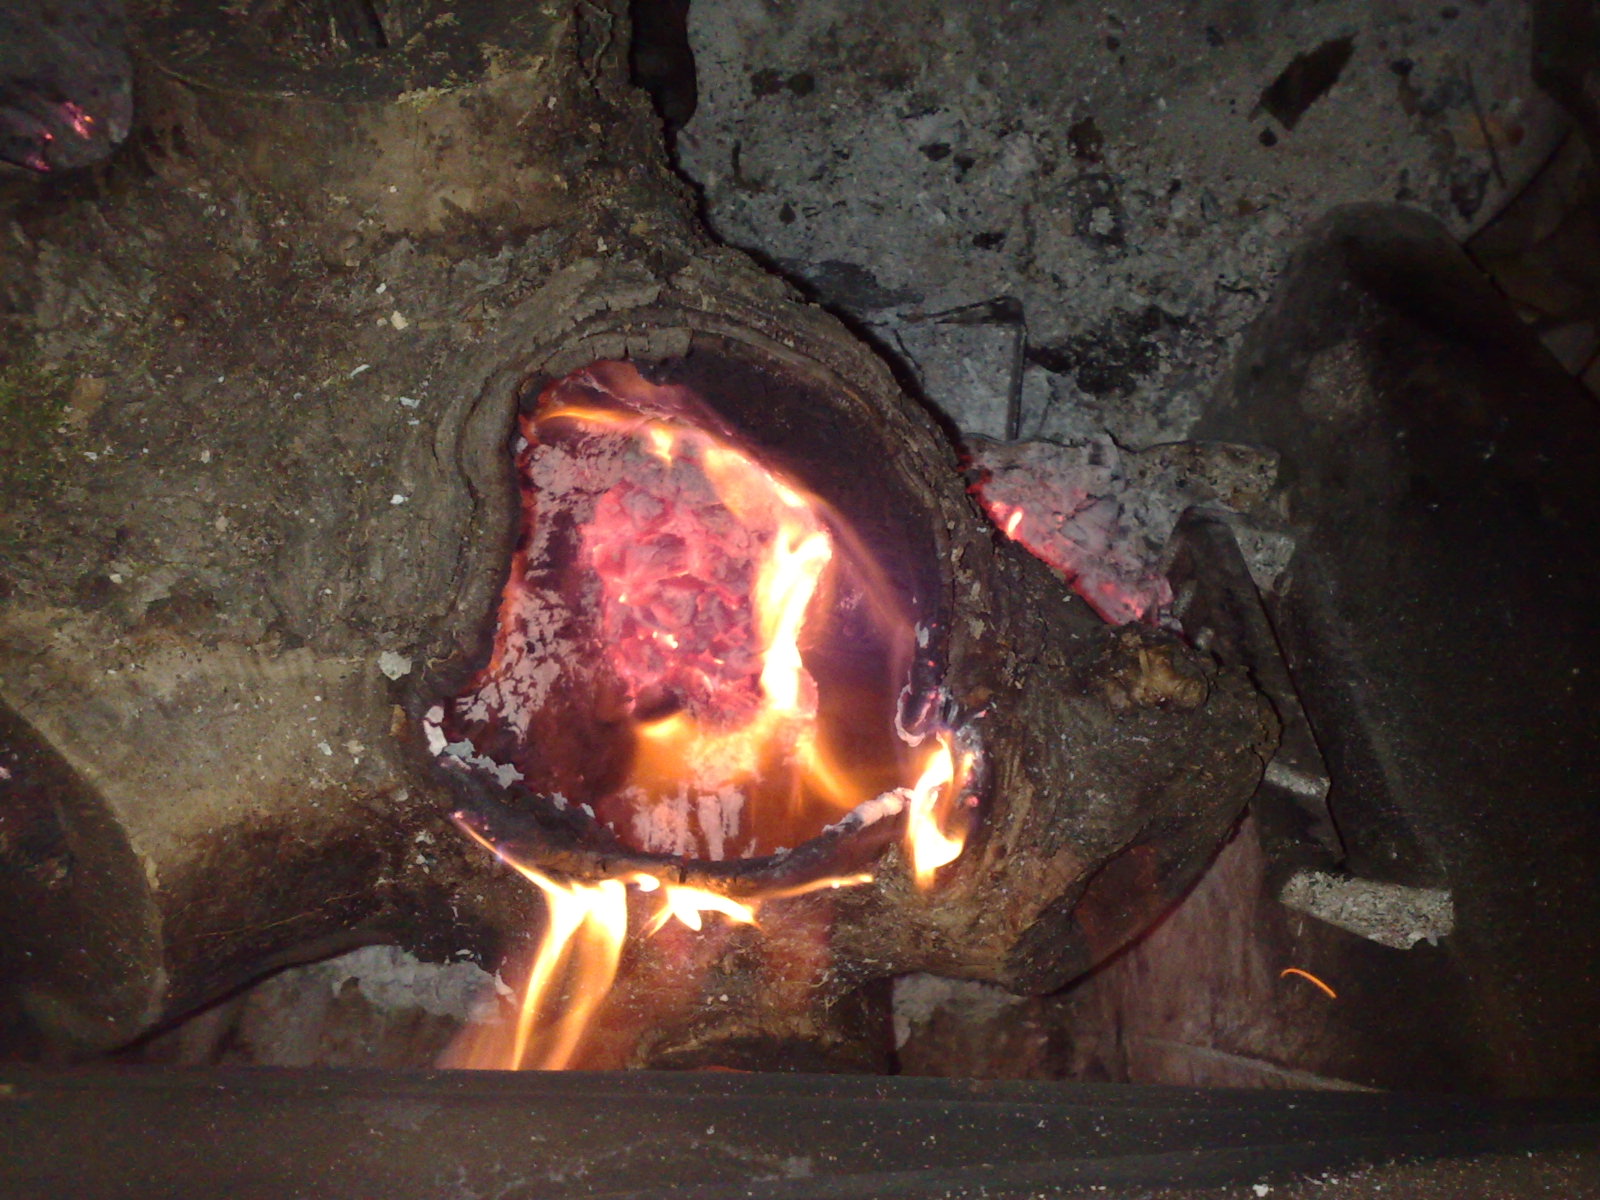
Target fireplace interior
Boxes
[2,0,1600,1196]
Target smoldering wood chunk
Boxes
[1094,628,1210,714]
[0,0,130,172]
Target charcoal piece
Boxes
[1255,36,1356,131]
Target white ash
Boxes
[442,739,523,789]
[452,437,618,742]
[312,944,510,1023]
[695,789,746,861]
[1279,870,1455,950]
[625,782,689,857]
[969,435,1172,623]
[829,789,908,834]
[971,435,1282,620]
[627,790,691,857]
[886,314,1022,439]
[424,704,524,788]
[681,0,1561,448]
[892,973,1026,1050]
[622,782,753,860]
[452,631,567,740]
[377,650,412,680]
[423,705,447,756]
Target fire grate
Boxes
[2,1066,1597,1200]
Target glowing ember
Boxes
[573,400,844,857]
[59,100,95,140]
[970,439,1174,625]
[441,361,981,1071]
[560,396,839,814]
[449,361,920,860]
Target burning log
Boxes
[0,0,1274,1064]
[419,336,1275,1069]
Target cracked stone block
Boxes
[878,304,1022,438]
[680,0,1565,446]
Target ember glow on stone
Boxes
[970,437,1174,624]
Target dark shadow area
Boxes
[629,0,696,147]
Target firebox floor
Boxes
[1,1067,1595,1199]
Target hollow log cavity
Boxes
[437,360,930,862]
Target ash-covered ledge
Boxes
[1279,870,1455,951]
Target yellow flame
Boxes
[451,367,979,1071]
[646,424,676,463]
[641,884,759,936]
[454,824,767,1070]
[905,733,966,888]
[756,526,833,714]
[452,726,972,1069]
[759,871,875,900]
[455,824,631,1070]
[693,439,834,727]
[511,872,628,1071]
[471,858,869,1070]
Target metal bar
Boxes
[1,1067,1595,1199]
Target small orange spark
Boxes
[1280,967,1337,999]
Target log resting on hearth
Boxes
[0,0,1274,1060]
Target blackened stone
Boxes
[1067,115,1104,162]
[1028,305,1183,397]
[1197,203,1600,1095]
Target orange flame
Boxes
[449,730,972,1069]
[451,822,761,1071]
[446,363,978,1070]
[509,872,628,1071]
[450,824,632,1071]
[905,732,969,888]
[543,394,874,857]
[639,879,760,936]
